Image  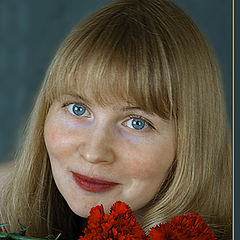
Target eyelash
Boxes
[126,114,155,130]
[62,102,155,130]
[62,102,90,114]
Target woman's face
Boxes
[44,92,176,218]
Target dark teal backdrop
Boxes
[0,0,235,237]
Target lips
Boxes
[71,171,119,193]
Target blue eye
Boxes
[126,118,146,130]
[67,104,87,116]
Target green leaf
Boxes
[11,221,27,236]
[17,222,26,232]
[45,233,61,240]
[0,223,61,239]
[45,235,55,239]
[0,232,62,240]
[0,232,9,238]
[54,233,61,240]
[2,233,51,239]
[0,224,8,227]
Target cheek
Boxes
[120,139,175,180]
[44,117,77,162]
[115,139,175,211]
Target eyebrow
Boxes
[63,92,153,115]
[63,92,91,105]
[119,106,144,112]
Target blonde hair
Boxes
[0,0,232,239]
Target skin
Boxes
[44,92,176,218]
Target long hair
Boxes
[0,0,232,239]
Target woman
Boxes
[0,0,232,239]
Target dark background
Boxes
[0,0,236,238]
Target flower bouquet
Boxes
[0,201,216,239]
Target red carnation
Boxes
[79,201,147,240]
[149,213,216,240]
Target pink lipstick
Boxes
[71,171,119,193]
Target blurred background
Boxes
[0,0,235,237]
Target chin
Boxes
[66,198,116,218]
[65,196,102,218]
[67,202,90,218]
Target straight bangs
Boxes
[43,2,174,120]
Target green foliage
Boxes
[0,223,61,240]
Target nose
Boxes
[80,124,116,164]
